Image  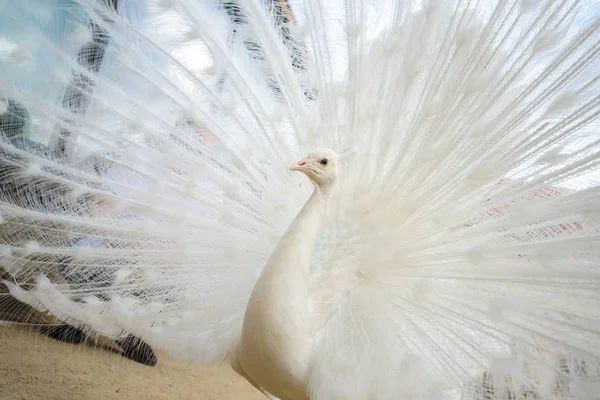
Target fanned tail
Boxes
[0,0,599,399]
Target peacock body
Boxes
[1,0,600,399]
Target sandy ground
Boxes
[0,325,264,400]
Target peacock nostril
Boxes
[298,161,306,166]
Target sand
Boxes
[0,325,264,400]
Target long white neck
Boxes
[266,184,330,276]
[239,181,332,399]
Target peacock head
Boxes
[290,148,339,187]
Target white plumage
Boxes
[1,0,600,399]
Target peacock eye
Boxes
[320,159,328,166]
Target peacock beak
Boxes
[290,160,309,171]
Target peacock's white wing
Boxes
[306,1,600,399]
